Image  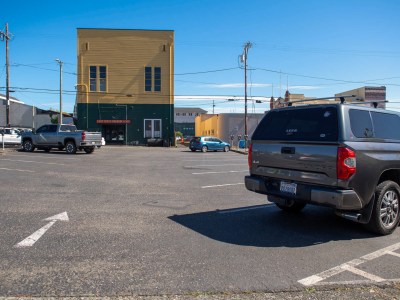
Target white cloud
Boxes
[207,83,272,88]
[289,85,322,90]
[175,95,269,101]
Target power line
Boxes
[8,61,399,87]
[174,67,239,75]
[3,86,400,106]
[252,42,400,58]
[251,67,400,86]
[11,63,77,76]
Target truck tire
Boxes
[22,140,35,152]
[84,147,95,154]
[365,180,400,235]
[276,200,306,212]
[65,141,77,154]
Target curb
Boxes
[231,148,248,155]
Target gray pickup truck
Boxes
[21,124,102,154]
[245,103,400,235]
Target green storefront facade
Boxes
[76,103,174,146]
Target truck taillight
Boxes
[248,143,253,169]
[81,132,86,141]
[337,147,356,180]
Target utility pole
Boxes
[212,100,215,114]
[55,59,63,124]
[1,23,12,127]
[242,41,252,146]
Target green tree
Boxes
[49,108,59,124]
[175,131,183,139]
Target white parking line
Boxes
[193,170,248,175]
[218,205,274,214]
[201,183,244,188]
[298,242,400,286]
[0,159,65,166]
[0,167,35,173]
[387,251,400,258]
[185,163,247,168]
[7,154,75,160]
[341,264,384,282]
[183,159,245,162]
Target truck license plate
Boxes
[280,181,297,195]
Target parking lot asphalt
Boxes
[0,146,400,298]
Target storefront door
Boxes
[102,125,125,144]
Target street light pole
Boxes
[55,59,63,124]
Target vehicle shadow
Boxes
[168,205,375,248]
[17,149,88,155]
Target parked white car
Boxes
[0,128,22,145]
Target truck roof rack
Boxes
[287,95,356,106]
[287,96,387,108]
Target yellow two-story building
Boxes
[76,28,174,145]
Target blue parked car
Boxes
[189,136,230,153]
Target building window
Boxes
[99,66,107,92]
[145,67,152,92]
[154,67,161,92]
[144,66,161,92]
[90,66,97,92]
[89,66,107,92]
[189,113,193,116]
[176,113,180,116]
[144,119,162,138]
[182,113,186,116]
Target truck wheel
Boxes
[84,147,95,154]
[366,180,400,235]
[201,146,208,153]
[65,141,77,154]
[22,140,35,152]
[276,200,306,212]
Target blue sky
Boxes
[1,0,399,114]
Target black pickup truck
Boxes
[245,103,400,235]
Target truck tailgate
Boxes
[251,142,339,187]
[84,132,102,142]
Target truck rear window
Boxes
[252,107,338,142]
[60,125,76,132]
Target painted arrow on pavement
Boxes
[14,212,69,248]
